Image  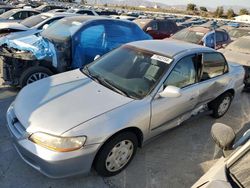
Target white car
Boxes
[192,123,250,188]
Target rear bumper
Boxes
[6,105,100,178]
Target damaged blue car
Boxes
[0,16,151,87]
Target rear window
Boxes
[172,28,205,44]
[21,14,50,28]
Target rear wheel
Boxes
[94,132,138,177]
[20,66,53,87]
[209,92,233,118]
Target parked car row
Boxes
[0,2,249,184]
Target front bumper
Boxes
[6,105,100,178]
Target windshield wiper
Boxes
[82,67,134,98]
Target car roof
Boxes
[127,39,215,58]
[62,15,134,25]
[41,12,76,17]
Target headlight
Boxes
[29,132,87,152]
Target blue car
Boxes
[0,16,151,87]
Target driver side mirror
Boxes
[159,85,181,98]
[42,24,49,30]
[94,55,101,61]
[9,16,14,20]
[211,123,236,150]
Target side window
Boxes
[201,53,227,81]
[158,21,166,32]
[78,10,94,15]
[29,11,38,17]
[72,24,105,68]
[216,31,224,42]
[164,55,197,88]
[12,11,28,19]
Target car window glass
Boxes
[148,21,158,30]
[229,149,250,188]
[158,21,166,31]
[72,24,105,68]
[164,55,197,88]
[201,53,226,81]
[216,31,224,42]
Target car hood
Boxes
[220,48,250,66]
[14,69,133,135]
[0,22,28,31]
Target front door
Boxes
[150,54,200,130]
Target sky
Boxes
[152,0,250,7]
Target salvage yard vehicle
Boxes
[0,12,76,37]
[0,16,151,87]
[171,26,231,49]
[192,123,250,188]
[228,27,250,41]
[219,36,250,88]
[133,18,179,39]
[6,40,244,178]
[0,9,40,22]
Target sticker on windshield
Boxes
[151,54,172,64]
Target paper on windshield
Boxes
[151,54,172,64]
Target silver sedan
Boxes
[6,40,245,178]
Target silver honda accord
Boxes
[6,40,244,178]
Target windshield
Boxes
[229,29,250,39]
[172,28,205,44]
[83,46,171,99]
[226,38,250,54]
[0,9,16,19]
[41,18,82,42]
[21,14,50,28]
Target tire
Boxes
[94,132,138,177]
[19,66,53,88]
[208,92,233,118]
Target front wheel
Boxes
[94,132,138,177]
[19,66,53,88]
[209,92,233,118]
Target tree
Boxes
[227,8,235,19]
[214,6,224,18]
[239,8,249,15]
[200,6,207,12]
[187,3,196,11]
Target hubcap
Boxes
[105,140,134,172]
[26,72,49,85]
[218,96,231,116]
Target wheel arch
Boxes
[92,127,144,167]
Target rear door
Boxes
[196,52,230,106]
